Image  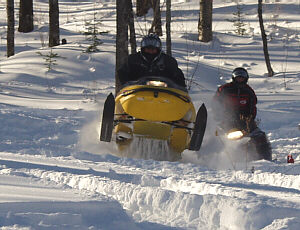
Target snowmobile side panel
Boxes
[189,103,207,151]
[100,93,115,142]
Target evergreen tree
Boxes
[232,3,246,35]
[37,48,65,72]
[84,4,103,53]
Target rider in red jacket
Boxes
[213,69,257,121]
[212,67,272,160]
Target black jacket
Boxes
[118,51,186,87]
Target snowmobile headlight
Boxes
[183,109,193,121]
[146,80,168,88]
[227,130,244,140]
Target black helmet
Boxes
[140,34,162,62]
[232,67,249,84]
[141,34,162,50]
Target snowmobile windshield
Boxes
[123,76,187,92]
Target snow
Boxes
[0,0,300,229]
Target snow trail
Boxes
[1,153,300,229]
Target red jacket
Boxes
[212,82,257,121]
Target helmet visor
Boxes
[141,38,161,49]
[232,69,248,79]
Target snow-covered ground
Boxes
[0,0,299,229]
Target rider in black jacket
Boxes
[118,34,186,88]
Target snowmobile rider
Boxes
[212,67,272,160]
[118,34,186,88]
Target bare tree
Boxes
[136,0,162,36]
[149,0,162,36]
[136,0,151,17]
[18,0,34,33]
[128,0,137,54]
[49,0,60,47]
[116,0,129,94]
[198,0,213,42]
[166,0,172,56]
[258,0,274,77]
[7,0,14,57]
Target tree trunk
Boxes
[198,0,213,42]
[116,0,129,94]
[18,0,34,33]
[149,0,162,36]
[166,0,172,56]
[128,0,137,54]
[7,0,14,57]
[258,0,274,77]
[49,0,60,47]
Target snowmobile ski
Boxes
[189,103,207,151]
[100,93,115,142]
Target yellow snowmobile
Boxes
[100,76,207,161]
